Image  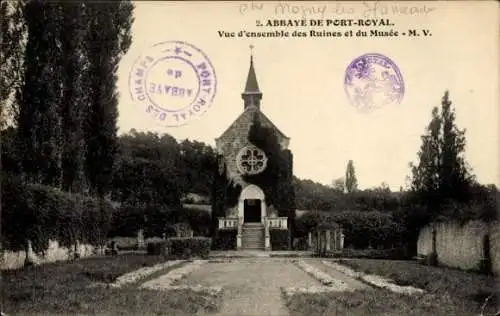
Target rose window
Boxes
[236,145,267,175]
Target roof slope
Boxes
[244,56,260,93]
[215,106,289,149]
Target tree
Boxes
[345,160,358,193]
[60,2,89,193]
[112,130,182,208]
[179,139,217,196]
[84,1,134,197]
[410,91,474,220]
[17,1,65,187]
[0,0,25,128]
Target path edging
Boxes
[140,260,224,297]
[321,260,425,295]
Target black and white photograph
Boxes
[1,1,499,315]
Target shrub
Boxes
[165,237,211,259]
[271,230,289,250]
[213,231,236,250]
[177,207,211,237]
[293,236,309,250]
[1,174,115,256]
[108,205,145,238]
[146,240,167,256]
[296,210,403,250]
[110,237,138,251]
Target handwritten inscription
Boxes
[363,2,436,18]
[238,1,436,19]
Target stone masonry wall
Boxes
[417,220,500,275]
[1,240,96,270]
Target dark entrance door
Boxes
[244,199,261,222]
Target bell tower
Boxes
[241,45,262,110]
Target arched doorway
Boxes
[238,184,266,223]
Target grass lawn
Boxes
[2,254,221,315]
[284,288,478,316]
[337,258,499,315]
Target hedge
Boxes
[1,174,115,254]
[146,240,167,256]
[166,237,211,259]
[147,237,211,259]
[213,230,237,250]
[295,210,404,250]
[270,230,289,250]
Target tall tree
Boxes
[0,0,25,128]
[16,1,64,187]
[61,2,89,193]
[84,1,134,197]
[410,91,473,219]
[439,91,472,202]
[345,160,358,193]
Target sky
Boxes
[116,1,499,191]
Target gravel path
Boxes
[181,258,321,316]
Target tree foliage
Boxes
[112,130,182,208]
[1,173,115,254]
[345,160,358,193]
[60,2,89,193]
[296,210,403,250]
[84,1,134,197]
[178,139,218,195]
[410,91,476,221]
[0,0,25,128]
[17,0,65,187]
[4,1,135,258]
[111,130,218,237]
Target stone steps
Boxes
[242,224,265,250]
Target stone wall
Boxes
[1,240,97,270]
[417,220,500,275]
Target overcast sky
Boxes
[117,1,499,190]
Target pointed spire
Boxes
[242,45,262,110]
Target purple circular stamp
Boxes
[129,41,217,127]
[344,53,404,112]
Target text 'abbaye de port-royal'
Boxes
[261,19,393,27]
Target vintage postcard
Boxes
[1,1,499,315]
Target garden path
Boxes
[182,258,320,315]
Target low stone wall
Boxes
[417,220,500,275]
[1,240,97,270]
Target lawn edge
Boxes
[321,260,425,295]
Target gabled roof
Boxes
[215,106,289,145]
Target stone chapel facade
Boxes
[215,54,290,250]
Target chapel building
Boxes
[215,53,290,250]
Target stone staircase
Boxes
[242,223,265,250]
